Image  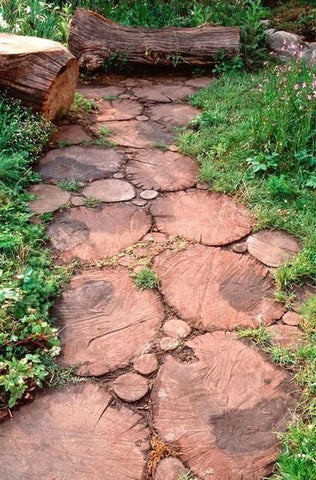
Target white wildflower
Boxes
[0,13,9,29]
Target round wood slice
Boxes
[48,204,151,263]
[126,149,198,191]
[151,190,253,246]
[148,103,199,126]
[38,146,124,183]
[246,229,301,267]
[153,332,297,480]
[0,33,78,120]
[0,383,149,479]
[153,244,285,330]
[55,268,163,375]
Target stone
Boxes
[134,353,159,375]
[153,332,297,480]
[133,198,148,207]
[160,337,180,351]
[95,120,176,149]
[196,182,209,190]
[154,245,285,331]
[267,324,304,348]
[169,145,178,152]
[140,190,159,200]
[126,149,198,191]
[0,383,149,479]
[71,196,85,206]
[38,146,124,183]
[51,124,91,145]
[148,103,199,127]
[112,373,149,402]
[246,230,301,267]
[119,94,131,99]
[113,172,125,179]
[136,115,149,121]
[282,311,301,326]
[151,190,253,246]
[55,268,163,376]
[77,85,125,99]
[48,204,151,263]
[232,243,248,254]
[93,99,143,122]
[163,319,192,339]
[82,179,135,202]
[185,77,212,88]
[154,457,186,480]
[28,184,70,214]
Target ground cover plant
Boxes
[0,97,68,409]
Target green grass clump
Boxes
[181,62,316,291]
[57,181,81,192]
[134,269,159,290]
[0,96,67,409]
[70,92,96,115]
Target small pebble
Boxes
[160,337,180,352]
[71,196,85,206]
[140,190,159,200]
[232,243,247,254]
[196,182,209,190]
[136,115,149,121]
[169,145,179,152]
[119,94,131,99]
[113,172,125,179]
[133,199,148,207]
[163,319,191,339]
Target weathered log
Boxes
[69,8,240,71]
[0,33,79,120]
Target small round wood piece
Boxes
[29,184,70,214]
[163,319,192,339]
[282,311,301,326]
[112,373,149,402]
[133,354,159,375]
[246,229,301,267]
[160,337,180,352]
[82,179,135,202]
[151,190,253,246]
[267,324,304,348]
[154,457,186,480]
[71,196,85,206]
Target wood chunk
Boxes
[48,204,151,263]
[69,9,240,71]
[267,324,304,348]
[282,311,301,326]
[55,268,163,375]
[93,99,143,122]
[112,373,149,402]
[0,33,78,120]
[154,457,186,480]
[154,245,285,330]
[38,146,124,183]
[92,120,176,148]
[151,190,253,246]
[148,103,199,126]
[51,125,91,145]
[126,149,198,191]
[134,354,159,375]
[82,179,135,202]
[160,337,180,351]
[0,383,149,479]
[246,229,301,267]
[29,184,70,214]
[152,332,297,480]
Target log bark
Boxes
[0,33,79,120]
[69,8,240,71]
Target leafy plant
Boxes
[238,326,271,346]
[134,268,159,290]
[70,92,96,115]
[57,181,81,192]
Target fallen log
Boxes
[69,8,240,71]
[0,33,79,120]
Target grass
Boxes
[134,269,159,290]
[0,96,69,409]
[57,181,81,192]
[70,92,96,115]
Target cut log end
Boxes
[69,8,240,71]
[0,33,79,120]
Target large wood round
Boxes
[55,268,163,375]
[153,245,284,330]
[126,149,198,191]
[153,332,296,480]
[151,190,253,246]
[0,383,149,479]
[48,204,151,263]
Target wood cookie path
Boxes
[0,75,305,480]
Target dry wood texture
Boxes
[0,33,78,120]
[69,8,240,71]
